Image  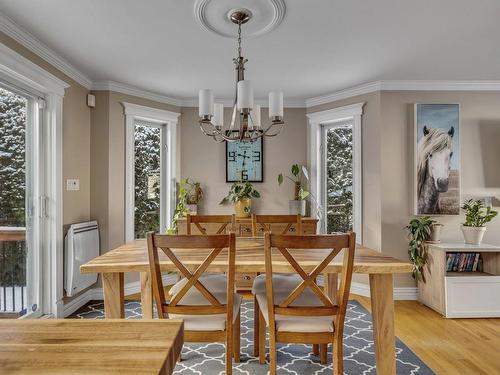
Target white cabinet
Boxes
[418,242,500,318]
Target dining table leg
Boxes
[140,272,154,319]
[102,272,124,319]
[369,274,396,375]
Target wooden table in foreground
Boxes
[81,237,413,375]
[0,319,183,375]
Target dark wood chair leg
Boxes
[259,307,266,364]
[313,344,319,355]
[320,343,328,364]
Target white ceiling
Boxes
[1,0,500,102]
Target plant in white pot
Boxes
[220,181,260,218]
[278,164,310,216]
[461,199,498,245]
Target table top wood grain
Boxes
[0,319,184,374]
[81,237,413,275]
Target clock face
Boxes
[226,136,263,182]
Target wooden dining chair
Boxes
[251,214,302,236]
[254,232,356,375]
[186,214,236,235]
[146,232,241,375]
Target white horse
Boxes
[417,126,455,214]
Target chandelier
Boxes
[198,8,284,143]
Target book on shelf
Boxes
[445,252,482,272]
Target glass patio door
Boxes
[0,83,43,318]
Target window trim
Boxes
[122,102,180,242]
[307,103,364,243]
[0,43,68,317]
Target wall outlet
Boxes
[66,179,80,191]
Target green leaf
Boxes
[278,173,283,185]
[291,164,300,177]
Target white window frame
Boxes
[307,103,364,243]
[123,102,180,242]
[0,43,68,317]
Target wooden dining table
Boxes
[81,236,413,375]
[0,319,183,374]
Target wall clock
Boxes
[226,135,263,182]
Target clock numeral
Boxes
[252,151,261,162]
[241,169,248,181]
[228,151,236,162]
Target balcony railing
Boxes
[0,227,27,316]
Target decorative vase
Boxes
[428,223,444,243]
[461,225,486,245]
[234,198,251,218]
[289,200,306,216]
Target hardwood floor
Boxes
[353,295,500,375]
[127,288,500,375]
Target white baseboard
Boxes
[350,281,418,301]
[63,274,177,317]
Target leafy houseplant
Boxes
[220,181,260,218]
[405,216,436,282]
[461,199,498,245]
[166,178,191,234]
[184,178,203,215]
[278,164,310,215]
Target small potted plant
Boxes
[220,181,260,218]
[405,216,436,281]
[167,178,191,234]
[185,178,203,215]
[461,199,498,245]
[278,164,310,216]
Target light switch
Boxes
[66,179,80,191]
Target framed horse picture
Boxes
[414,104,460,215]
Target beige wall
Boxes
[380,91,500,287]
[180,107,308,215]
[0,32,91,230]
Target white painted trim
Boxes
[306,80,500,108]
[63,274,177,317]
[123,102,180,241]
[307,103,364,243]
[0,13,92,89]
[93,81,183,107]
[350,282,418,301]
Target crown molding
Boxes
[0,12,92,89]
[92,80,184,107]
[306,80,500,108]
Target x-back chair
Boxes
[254,232,356,375]
[251,214,302,237]
[146,232,241,375]
[186,214,236,235]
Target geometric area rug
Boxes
[70,300,435,375]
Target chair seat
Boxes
[251,273,303,295]
[168,274,241,331]
[255,287,335,333]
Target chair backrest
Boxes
[147,232,236,322]
[263,232,356,329]
[251,214,302,236]
[186,214,236,235]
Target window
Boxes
[307,103,363,243]
[123,103,180,241]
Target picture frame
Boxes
[414,103,460,215]
[225,131,264,182]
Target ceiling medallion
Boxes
[194,0,286,38]
[198,8,284,143]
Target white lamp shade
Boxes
[213,103,224,127]
[269,91,284,118]
[199,89,214,117]
[237,80,253,110]
[252,105,261,128]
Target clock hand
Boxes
[237,153,250,159]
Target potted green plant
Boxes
[405,216,436,281]
[461,199,498,245]
[220,181,260,218]
[185,178,203,215]
[278,164,310,216]
[166,178,191,234]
